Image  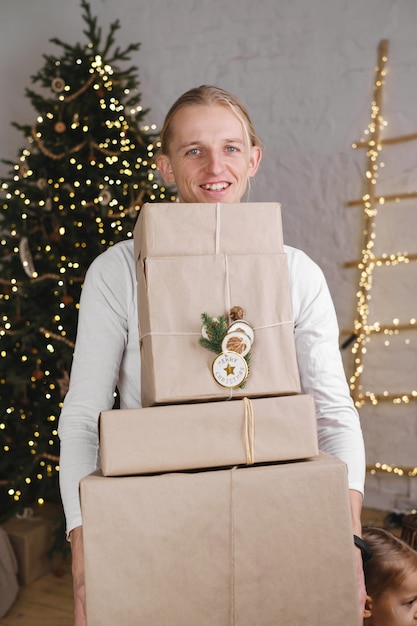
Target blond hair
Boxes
[159,85,261,156]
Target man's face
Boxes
[157,103,261,204]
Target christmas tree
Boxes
[0,0,175,524]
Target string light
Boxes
[367,463,417,478]
[0,1,177,520]
[343,39,417,478]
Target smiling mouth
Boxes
[200,182,230,191]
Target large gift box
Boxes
[81,453,360,626]
[135,202,300,406]
[99,394,318,476]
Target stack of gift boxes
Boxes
[80,202,360,625]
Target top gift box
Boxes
[134,201,301,405]
[134,202,283,258]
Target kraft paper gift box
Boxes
[99,394,319,476]
[1,513,53,586]
[134,202,284,258]
[135,201,300,407]
[137,253,301,406]
[81,453,360,626]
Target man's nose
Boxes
[205,150,224,174]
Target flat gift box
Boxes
[134,202,284,258]
[81,453,360,626]
[99,394,318,476]
[137,253,301,406]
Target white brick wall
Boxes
[1,0,417,511]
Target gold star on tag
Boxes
[224,363,235,376]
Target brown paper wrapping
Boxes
[1,515,53,586]
[138,253,301,406]
[81,454,360,626]
[99,395,318,476]
[134,202,284,258]
[135,201,297,407]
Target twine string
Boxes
[215,202,221,255]
[139,320,293,340]
[224,255,232,323]
[243,396,255,465]
[230,467,236,625]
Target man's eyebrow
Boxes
[223,137,246,145]
[176,141,200,152]
[176,138,246,152]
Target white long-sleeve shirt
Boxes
[58,239,365,534]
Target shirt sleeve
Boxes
[58,242,134,534]
[286,246,366,495]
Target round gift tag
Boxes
[212,351,248,388]
[221,330,251,357]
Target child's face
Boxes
[369,569,417,626]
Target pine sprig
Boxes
[198,313,228,354]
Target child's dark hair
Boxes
[363,526,417,599]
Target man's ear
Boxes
[156,154,175,184]
[248,145,262,178]
[363,594,373,620]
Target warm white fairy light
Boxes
[0,17,179,515]
[345,40,417,477]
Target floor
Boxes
[1,568,73,626]
[0,508,402,625]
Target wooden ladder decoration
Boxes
[344,38,417,415]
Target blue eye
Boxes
[187,148,200,156]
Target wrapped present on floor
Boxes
[99,394,318,476]
[81,453,360,626]
[1,508,54,586]
[135,202,300,407]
